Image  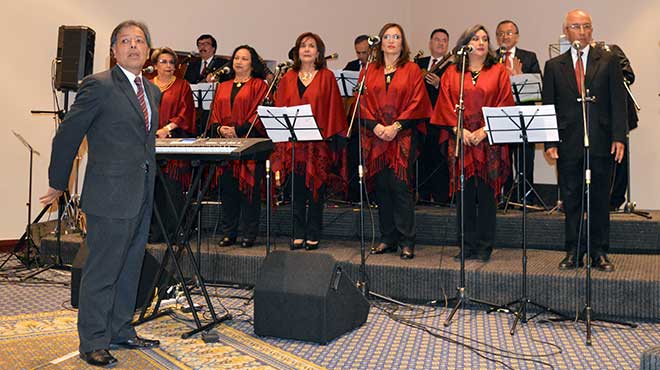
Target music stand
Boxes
[482,105,565,334]
[333,69,359,98]
[258,104,322,248]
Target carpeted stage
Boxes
[40,205,660,321]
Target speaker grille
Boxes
[55,26,95,91]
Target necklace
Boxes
[155,76,175,92]
[384,64,396,74]
[299,70,315,83]
[234,76,251,87]
[469,65,483,86]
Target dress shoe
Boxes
[400,246,414,259]
[113,336,160,349]
[240,239,254,248]
[80,349,117,368]
[453,250,476,261]
[218,236,236,247]
[559,253,584,270]
[290,239,305,250]
[476,250,492,262]
[305,240,320,250]
[370,242,397,254]
[592,255,615,272]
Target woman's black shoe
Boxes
[290,239,305,250]
[305,240,320,250]
[400,246,415,259]
[370,242,397,254]
[240,239,254,248]
[218,236,236,247]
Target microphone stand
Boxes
[346,46,408,307]
[443,46,498,327]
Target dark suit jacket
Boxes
[415,56,450,107]
[608,44,638,130]
[48,65,161,219]
[184,55,231,84]
[344,59,361,71]
[542,47,627,159]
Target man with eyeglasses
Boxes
[542,9,627,272]
[184,34,231,84]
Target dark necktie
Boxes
[504,51,511,65]
[575,56,585,93]
[201,60,208,76]
[430,58,437,69]
[134,77,149,132]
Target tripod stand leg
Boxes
[444,287,465,327]
[510,299,528,335]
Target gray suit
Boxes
[48,65,161,352]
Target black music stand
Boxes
[334,69,359,98]
[258,104,322,248]
[482,105,567,334]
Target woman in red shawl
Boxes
[272,32,347,250]
[210,45,269,248]
[362,23,432,260]
[431,25,514,262]
[151,47,196,187]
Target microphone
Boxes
[325,52,339,60]
[413,50,424,61]
[277,60,294,69]
[142,65,154,74]
[217,66,231,75]
[571,40,582,50]
[457,45,474,55]
[368,35,381,46]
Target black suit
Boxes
[344,59,362,71]
[542,46,627,256]
[48,65,161,353]
[184,55,230,84]
[415,55,450,203]
[498,47,541,199]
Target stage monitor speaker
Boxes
[71,243,172,310]
[54,25,95,92]
[254,251,369,344]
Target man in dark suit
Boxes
[416,28,451,204]
[344,34,369,71]
[40,20,161,367]
[184,34,230,84]
[543,9,627,272]
[496,20,542,203]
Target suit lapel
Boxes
[585,47,601,91]
[558,51,579,94]
[143,81,158,136]
[112,66,145,127]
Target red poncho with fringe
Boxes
[359,61,432,185]
[210,77,268,200]
[271,68,347,199]
[430,63,514,196]
[153,77,196,188]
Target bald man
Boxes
[542,9,627,272]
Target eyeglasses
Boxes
[383,34,401,40]
[568,23,592,31]
[496,31,517,37]
[157,59,176,65]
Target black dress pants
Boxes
[418,124,450,203]
[456,176,497,255]
[291,173,325,241]
[220,164,264,241]
[374,167,416,248]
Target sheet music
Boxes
[334,70,360,97]
[257,104,323,143]
[482,104,559,145]
[189,82,216,110]
[510,73,542,103]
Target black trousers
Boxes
[374,167,416,248]
[610,157,628,209]
[456,176,497,254]
[418,125,450,203]
[504,142,536,202]
[220,164,264,241]
[558,155,612,256]
[78,180,152,353]
[291,173,325,241]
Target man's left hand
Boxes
[611,141,625,163]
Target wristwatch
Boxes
[393,121,402,131]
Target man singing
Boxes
[40,20,161,367]
[543,9,627,272]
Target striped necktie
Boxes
[134,76,149,132]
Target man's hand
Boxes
[219,126,237,138]
[424,72,440,89]
[40,187,63,206]
[611,141,625,163]
[156,128,169,138]
[545,147,559,160]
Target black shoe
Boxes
[592,255,614,272]
[370,242,397,254]
[112,336,160,349]
[305,240,320,250]
[218,236,236,247]
[453,250,475,261]
[400,246,414,259]
[559,253,584,270]
[476,250,492,262]
[240,239,254,248]
[290,239,305,250]
[80,349,117,368]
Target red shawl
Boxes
[359,61,432,184]
[152,77,196,188]
[272,68,347,199]
[210,78,268,199]
[430,63,514,196]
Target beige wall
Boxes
[1,0,658,238]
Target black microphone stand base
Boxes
[547,306,637,346]
[443,287,501,327]
[491,296,569,335]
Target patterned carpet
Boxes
[2,253,660,369]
